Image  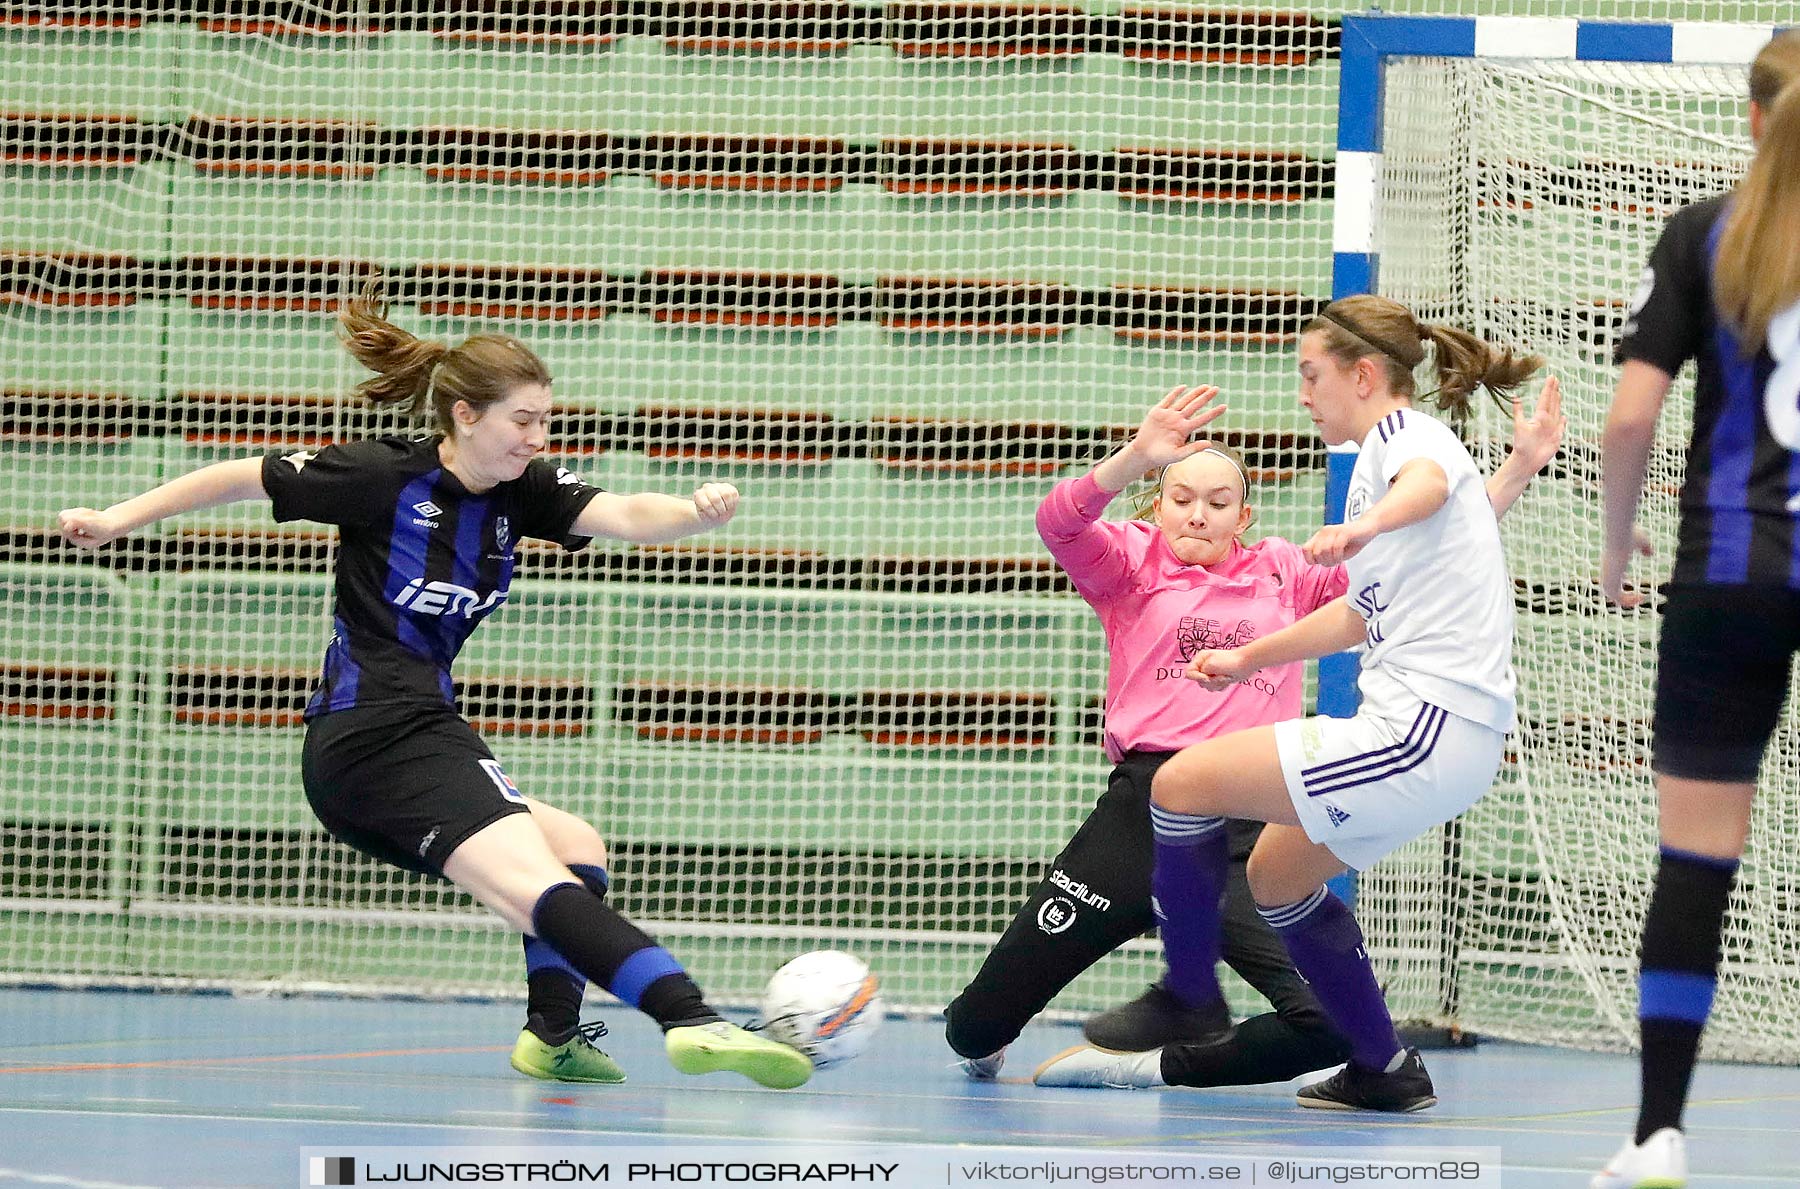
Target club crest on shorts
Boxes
[479,758,525,803]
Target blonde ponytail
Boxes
[1714,80,1800,353]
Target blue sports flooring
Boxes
[0,988,1794,1187]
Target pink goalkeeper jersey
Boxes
[1039,472,1348,761]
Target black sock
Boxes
[1636,847,1737,1144]
[524,970,586,1044]
[639,974,716,1031]
[530,882,721,1031]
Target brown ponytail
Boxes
[337,279,552,433]
[1306,294,1542,424]
[1423,323,1545,421]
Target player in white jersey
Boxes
[1309,402,1518,865]
[1047,294,1551,1111]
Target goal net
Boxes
[1359,30,1800,1061]
[0,2,1339,1014]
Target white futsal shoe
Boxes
[1590,1127,1686,1189]
[954,1047,1006,1081]
[1032,1044,1164,1089]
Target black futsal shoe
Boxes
[1081,981,1232,1053]
[1296,1047,1437,1112]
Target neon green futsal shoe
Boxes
[665,1020,812,1089]
[510,1021,626,1084]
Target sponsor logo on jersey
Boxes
[1175,616,1257,661]
[1162,617,1275,689]
[1049,868,1112,913]
[1353,581,1389,647]
[392,578,507,617]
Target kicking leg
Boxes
[446,814,812,1089]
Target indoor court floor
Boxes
[0,987,1794,1187]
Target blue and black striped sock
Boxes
[530,882,719,1031]
[1636,846,1737,1143]
[522,864,611,1041]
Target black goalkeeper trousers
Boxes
[943,749,1351,1086]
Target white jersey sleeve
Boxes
[1342,408,1517,733]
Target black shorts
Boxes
[1652,583,1800,782]
[302,703,532,876]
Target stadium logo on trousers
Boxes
[1049,868,1113,912]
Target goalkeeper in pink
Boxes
[945,382,1563,1089]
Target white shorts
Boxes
[1274,697,1505,872]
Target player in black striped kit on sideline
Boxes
[56,282,812,1090]
[1593,30,1800,1189]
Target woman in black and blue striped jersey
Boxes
[56,282,813,1091]
[1593,31,1800,1189]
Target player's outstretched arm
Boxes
[572,482,739,544]
[1599,360,1670,608]
[1485,375,1566,520]
[57,457,268,550]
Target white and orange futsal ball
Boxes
[758,949,883,1069]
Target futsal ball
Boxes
[758,949,883,1069]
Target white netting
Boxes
[1368,53,1800,1061]
[0,1,1335,1012]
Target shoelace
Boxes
[574,1020,609,1046]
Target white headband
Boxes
[1156,447,1250,502]
[1197,446,1250,494]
